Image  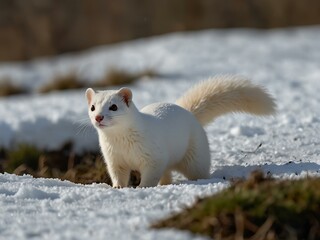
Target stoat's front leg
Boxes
[106,159,130,188]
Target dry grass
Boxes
[153,171,320,240]
[1,142,109,184]
[94,68,158,88]
[0,79,27,96]
[0,143,140,186]
[38,72,85,93]
[2,68,157,95]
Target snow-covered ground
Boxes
[1,26,320,239]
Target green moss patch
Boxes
[153,171,320,240]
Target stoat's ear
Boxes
[118,87,132,107]
[85,88,95,105]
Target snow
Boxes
[0,173,222,240]
[1,26,320,239]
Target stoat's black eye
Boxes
[109,104,118,111]
[91,105,95,111]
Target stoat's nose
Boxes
[95,115,104,123]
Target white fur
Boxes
[176,75,276,125]
[85,76,276,188]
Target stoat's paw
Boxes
[113,185,123,189]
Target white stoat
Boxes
[85,75,276,188]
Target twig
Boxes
[249,217,274,240]
[237,143,262,162]
[240,143,262,154]
[235,209,245,240]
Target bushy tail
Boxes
[176,75,276,126]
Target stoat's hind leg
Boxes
[139,160,167,187]
[175,135,211,181]
[159,170,172,185]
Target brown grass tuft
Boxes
[94,68,158,88]
[0,142,140,186]
[0,79,27,96]
[39,72,85,93]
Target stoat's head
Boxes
[85,87,134,131]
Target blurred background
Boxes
[1,0,320,62]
